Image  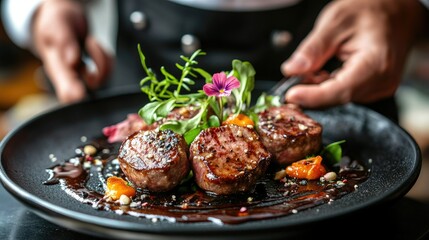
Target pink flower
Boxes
[203,72,240,97]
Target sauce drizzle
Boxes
[44,136,369,225]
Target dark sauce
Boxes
[44,136,370,225]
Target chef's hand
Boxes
[33,0,112,103]
[281,0,426,108]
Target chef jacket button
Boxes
[271,30,293,48]
[130,11,147,30]
[181,34,200,54]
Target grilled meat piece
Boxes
[189,124,272,195]
[118,129,189,192]
[257,104,323,165]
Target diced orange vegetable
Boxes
[223,113,254,127]
[285,155,327,180]
[105,176,136,200]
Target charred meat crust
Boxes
[118,129,190,192]
[189,124,272,195]
[257,104,323,165]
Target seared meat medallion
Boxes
[118,129,190,192]
[257,104,323,165]
[189,124,272,195]
[116,104,322,194]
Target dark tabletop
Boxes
[1,182,429,240]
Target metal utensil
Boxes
[78,50,97,100]
[268,75,303,102]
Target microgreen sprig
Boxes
[137,44,210,125]
[138,46,258,144]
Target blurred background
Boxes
[0,0,429,204]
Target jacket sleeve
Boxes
[1,0,43,48]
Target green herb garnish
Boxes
[137,44,210,125]
[137,45,260,144]
[321,140,346,164]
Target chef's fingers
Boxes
[281,30,337,76]
[32,0,89,103]
[284,52,390,108]
[281,2,352,76]
[82,36,113,90]
[42,37,87,104]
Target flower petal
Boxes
[212,72,227,91]
[204,72,240,97]
[203,83,220,96]
[225,76,240,91]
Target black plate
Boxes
[0,88,421,239]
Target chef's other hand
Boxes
[281,0,426,108]
[33,0,112,104]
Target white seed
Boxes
[298,123,308,130]
[83,161,91,169]
[84,145,97,156]
[119,195,131,205]
[70,157,80,165]
[336,180,346,186]
[274,169,287,180]
[130,201,140,208]
[323,172,337,181]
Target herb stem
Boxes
[218,97,223,122]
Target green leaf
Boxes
[181,84,191,91]
[138,99,175,124]
[160,66,178,82]
[139,102,160,124]
[184,127,202,145]
[160,101,208,135]
[192,67,212,83]
[321,140,346,164]
[208,115,220,127]
[231,60,256,113]
[251,93,281,113]
[182,78,195,85]
[138,44,156,79]
[207,96,220,120]
[156,99,176,117]
[159,121,180,131]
